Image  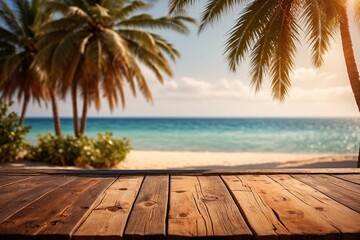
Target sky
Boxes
[10,1,360,117]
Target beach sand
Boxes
[3,151,357,169]
[117,151,358,169]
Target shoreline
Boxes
[1,150,357,170]
[118,151,357,170]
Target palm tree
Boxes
[169,0,360,167]
[0,0,49,125]
[36,0,194,137]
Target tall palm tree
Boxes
[0,0,50,126]
[36,0,194,137]
[169,0,360,167]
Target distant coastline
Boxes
[23,117,360,154]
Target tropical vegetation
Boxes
[168,0,360,167]
[0,0,194,136]
[0,0,49,125]
[0,100,29,163]
[25,132,131,168]
[0,0,193,167]
[36,0,194,137]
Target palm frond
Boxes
[168,0,198,14]
[249,5,280,92]
[0,0,23,35]
[112,1,150,20]
[225,0,278,72]
[302,0,338,67]
[119,14,193,34]
[198,0,245,33]
[354,0,360,28]
[269,0,299,101]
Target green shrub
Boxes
[26,132,131,168]
[0,101,30,163]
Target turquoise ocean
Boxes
[24,118,360,154]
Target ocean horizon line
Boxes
[24,116,360,120]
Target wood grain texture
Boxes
[314,175,360,193]
[293,174,360,213]
[0,175,35,187]
[168,176,252,239]
[333,174,360,185]
[0,176,114,240]
[73,176,144,240]
[238,175,340,239]
[270,175,360,240]
[1,168,359,177]
[0,175,75,223]
[124,175,169,240]
[222,175,290,240]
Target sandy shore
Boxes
[1,150,357,170]
[117,151,358,170]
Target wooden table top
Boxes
[0,168,359,239]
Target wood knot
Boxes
[232,180,239,182]
[286,210,304,218]
[273,196,286,202]
[118,188,128,191]
[50,220,62,226]
[142,201,157,208]
[175,190,186,194]
[179,213,188,217]
[107,206,123,212]
[315,207,324,211]
[202,195,218,202]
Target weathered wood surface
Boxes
[293,174,360,213]
[73,176,143,240]
[124,175,169,240]
[168,176,252,239]
[222,175,290,240]
[0,170,359,240]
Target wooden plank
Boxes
[270,175,360,240]
[168,176,252,240]
[333,174,360,185]
[73,176,144,240]
[1,168,359,176]
[222,175,290,240]
[124,175,168,240]
[0,175,76,223]
[313,175,360,193]
[0,175,35,187]
[293,174,360,213]
[238,175,340,239]
[0,176,115,240]
[168,176,211,239]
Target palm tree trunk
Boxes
[19,94,29,125]
[71,81,80,137]
[80,88,88,135]
[50,88,62,137]
[339,3,360,168]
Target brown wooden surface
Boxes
[124,175,169,240]
[334,174,360,185]
[293,174,360,213]
[0,170,359,240]
[0,175,35,187]
[168,176,252,239]
[0,176,114,239]
[73,176,143,240]
[222,175,290,240]
[270,175,360,240]
[0,175,76,223]
[237,175,340,239]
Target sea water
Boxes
[24,118,360,154]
